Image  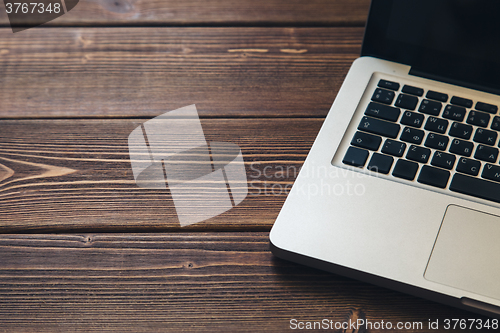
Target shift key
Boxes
[358,116,400,138]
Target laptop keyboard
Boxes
[342,78,500,204]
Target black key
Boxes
[381,139,406,157]
[473,128,497,146]
[449,138,473,157]
[474,144,499,163]
[342,146,369,167]
[400,127,424,144]
[430,151,456,170]
[351,131,382,151]
[491,116,500,131]
[476,101,498,114]
[417,165,450,189]
[467,110,490,127]
[456,157,480,176]
[358,117,401,138]
[367,153,393,174]
[424,116,448,134]
[378,79,399,90]
[418,99,442,116]
[358,116,400,138]
[426,90,448,102]
[442,105,466,122]
[449,122,473,140]
[395,93,418,110]
[450,173,500,204]
[402,85,423,97]
[392,159,419,180]
[406,145,431,163]
[450,96,473,108]
[482,164,500,183]
[372,88,395,105]
[365,102,400,122]
[400,110,424,128]
[424,133,449,151]
[378,79,400,91]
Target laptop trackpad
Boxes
[425,205,500,301]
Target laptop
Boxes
[270,0,500,318]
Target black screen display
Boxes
[362,0,500,95]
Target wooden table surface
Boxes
[0,1,494,332]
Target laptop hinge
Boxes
[409,68,500,97]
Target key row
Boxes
[352,131,499,164]
[343,146,500,188]
[372,89,498,126]
[359,115,500,149]
[368,97,499,129]
[377,79,498,113]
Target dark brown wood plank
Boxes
[0,27,363,118]
[0,0,371,26]
[0,233,488,332]
[0,118,322,232]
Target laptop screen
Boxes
[362,0,500,95]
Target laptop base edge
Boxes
[269,240,500,319]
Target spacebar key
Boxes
[450,173,500,204]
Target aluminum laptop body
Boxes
[270,0,500,318]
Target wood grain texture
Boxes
[0,0,371,26]
[2,0,488,330]
[0,118,322,232]
[0,27,363,118]
[0,233,488,333]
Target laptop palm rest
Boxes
[425,205,500,301]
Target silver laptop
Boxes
[270,0,500,318]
